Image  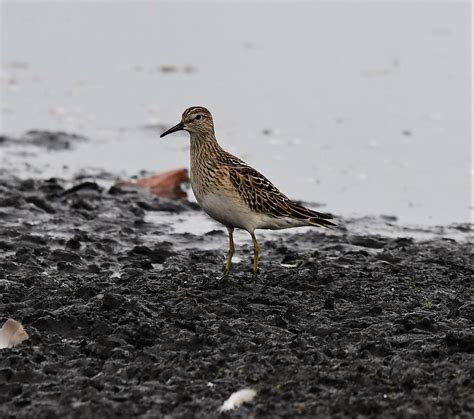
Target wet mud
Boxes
[0,173,473,418]
[0,131,88,151]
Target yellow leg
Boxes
[224,227,235,275]
[251,232,260,277]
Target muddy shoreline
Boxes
[0,165,473,417]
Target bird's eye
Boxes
[195,115,202,120]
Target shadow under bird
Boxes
[160,106,336,277]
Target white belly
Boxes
[198,192,256,230]
[195,191,307,232]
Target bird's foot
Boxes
[218,268,231,281]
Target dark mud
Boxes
[0,174,473,418]
[0,131,88,151]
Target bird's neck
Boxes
[190,132,222,161]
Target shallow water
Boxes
[145,211,472,253]
[1,1,471,226]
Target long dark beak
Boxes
[160,121,185,138]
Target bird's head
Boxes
[160,106,214,138]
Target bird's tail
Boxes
[287,201,337,228]
[307,214,337,228]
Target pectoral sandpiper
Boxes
[160,106,336,277]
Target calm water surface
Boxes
[0,1,471,225]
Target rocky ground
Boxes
[0,157,473,417]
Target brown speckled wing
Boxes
[225,153,336,228]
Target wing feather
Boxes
[223,153,336,228]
